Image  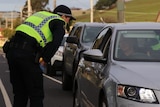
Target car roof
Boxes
[104,22,160,30]
[74,22,106,27]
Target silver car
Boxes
[73,22,160,107]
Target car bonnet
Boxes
[110,62,160,90]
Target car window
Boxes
[91,27,112,59]
[82,26,104,43]
[73,27,82,39]
[69,26,76,37]
[114,30,160,61]
[60,36,67,46]
[103,37,111,59]
[92,28,112,52]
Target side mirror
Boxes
[66,36,79,44]
[83,49,107,63]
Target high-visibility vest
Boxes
[16,11,65,47]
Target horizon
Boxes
[0,0,98,12]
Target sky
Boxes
[0,0,98,11]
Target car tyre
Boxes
[62,70,72,90]
[99,95,107,107]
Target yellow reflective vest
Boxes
[16,11,64,47]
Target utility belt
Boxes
[8,41,37,53]
[3,32,43,63]
[10,34,41,52]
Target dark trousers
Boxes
[6,48,44,107]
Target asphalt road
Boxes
[0,49,73,107]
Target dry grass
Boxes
[72,0,160,23]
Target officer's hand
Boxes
[39,57,47,66]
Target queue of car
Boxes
[62,22,106,90]
[73,22,160,107]
[47,22,160,107]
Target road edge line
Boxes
[43,74,62,84]
[0,78,12,107]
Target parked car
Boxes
[73,22,160,107]
[46,34,68,76]
[62,22,106,90]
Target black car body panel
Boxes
[62,22,106,90]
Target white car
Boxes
[46,34,68,76]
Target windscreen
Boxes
[114,30,160,61]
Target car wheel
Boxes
[73,88,81,107]
[62,70,72,90]
[99,95,107,107]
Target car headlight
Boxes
[117,85,158,104]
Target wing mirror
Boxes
[83,49,107,63]
[66,36,79,44]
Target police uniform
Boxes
[6,10,66,107]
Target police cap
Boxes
[53,5,76,20]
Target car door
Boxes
[64,26,83,74]
[79,27,112,106]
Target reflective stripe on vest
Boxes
[23,15,59,45]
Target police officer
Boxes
[5,5,75,107]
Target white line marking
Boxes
[43,74,62,84]
[0,79,12,107]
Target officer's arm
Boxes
[41,19,65,63]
